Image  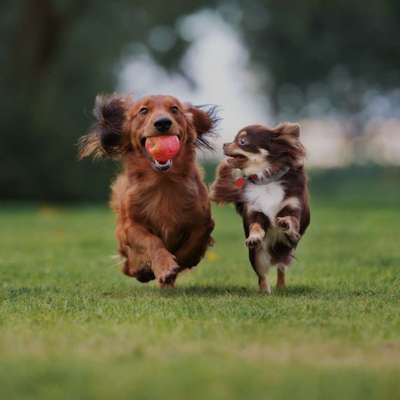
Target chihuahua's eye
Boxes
[139,107,148,115]
[170,106,179,114]
[239,137,247,146]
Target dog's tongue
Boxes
[145,135,180,162]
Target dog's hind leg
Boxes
[258,275,270,293]
[253,248,272,294]
[245,213,272,293]
[175,218,215,270]
[248,240,272,294]
[276,265,286,289]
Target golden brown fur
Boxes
[80,94,218,287]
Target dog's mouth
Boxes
[151,159,173,171]
[223,145,248,162]
[227,153,248,160]
[224,149,248,164]
[142,135,181,172]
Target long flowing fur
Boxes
[78,94,131,159]
[192,104,221,150]
[79,94,219,287]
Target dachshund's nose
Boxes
[154,117,172,133]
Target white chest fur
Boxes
[244,181,285,221]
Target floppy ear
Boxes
[79,94,131,159]
[185,104,220,150]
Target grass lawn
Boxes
[1,169,400,399]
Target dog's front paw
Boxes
[214,159,235,179]
[158,264,180,286]
[245,234,263,249]
[153,251,180,287]
[246,225,265,249]
[276,217,300,243]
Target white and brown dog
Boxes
[210,123,310,293]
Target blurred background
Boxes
[1,0,400,202]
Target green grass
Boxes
[1,171,400,399]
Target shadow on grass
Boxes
[156,284,318,298]
[101,285,256,298]
[102,284,385,301]
[169,285,255,297]
[3,286,61,300]
[5,284,382,302]
[274,285,319,297]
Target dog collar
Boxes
[234,166,290,188]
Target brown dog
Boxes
[210,123,310,293]
[79,94,218,287]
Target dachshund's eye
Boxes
[170,106,179,114]
[239,137,247,146]
[139,107,148,115]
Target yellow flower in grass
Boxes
[38,204,60,216]
[206,250,219,262]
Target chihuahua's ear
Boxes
[274,122,305,167]
[79,94,131,159]
[276,122,301,138]
[185,104,220,150]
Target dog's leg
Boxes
[276,265,286,289]
[116,227,156,281]
[123,251,155,283]
[276,206,301,245]
[175,218,215,269]
[245,222,265,249]
[246,212,272,293]
[275,206,302,289]
[253,248,272,294]
[209,160,242,204]
[159,277,176,289]
[258,274,271,294]
[124,222,180,286]
[244,210,270,248]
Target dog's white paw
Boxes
[276,217,300,243]
[245,232,264,249]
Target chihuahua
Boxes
[210,123,310,293]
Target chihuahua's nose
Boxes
[223,143,228,149]
[154,117,172,133]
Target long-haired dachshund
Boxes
[79,94,218,287]
[210,123,310,293]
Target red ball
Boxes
[145,135,181,161]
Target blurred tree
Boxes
[0,0,213,201]
[233,0,400,124]
[1,0,399,201]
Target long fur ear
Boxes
[273,122,305,167]
[79,94,131,159]
[185,104,220,150]
[275,122,301,138]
